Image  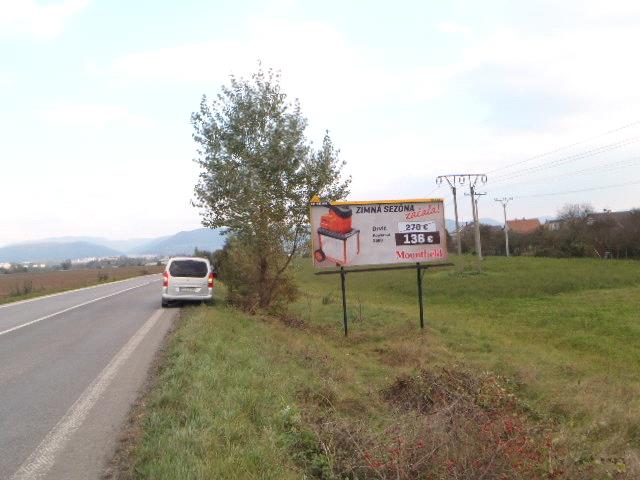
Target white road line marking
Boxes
[10,308,165,480]
[0,280,158,338]
[0,274,160,310]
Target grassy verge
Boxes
[127,301,302,479]
[127,256,640,479]
[0,266,162,305]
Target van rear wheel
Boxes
[161,299,169,308]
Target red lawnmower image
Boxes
[314,205,360,265]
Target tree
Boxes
[555,203,594,257]
[619,209,640,258]
[191,66,350,311]
[557,203,593,224]
[193,247,217,267]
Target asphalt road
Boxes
[0,275,176,480]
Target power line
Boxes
[489,136,640,184]
[425,184,442,196]
[489,155,640,190]
[492,136,640,181]
[513,178,640,199]
[486,120,640,175]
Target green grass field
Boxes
[128,256,640,479]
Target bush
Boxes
[97,272,109,282]
[218,238,298,314]
[12,280,34,297]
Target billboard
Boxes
[310,198,447,268]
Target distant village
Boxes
[0,255,168,274]
[456,207,640,259]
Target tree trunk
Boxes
[257,255,271,308]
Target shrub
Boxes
[97,272,109,282]
[12,280,34,297]
[294,368,563,479]
[218,237,298,314]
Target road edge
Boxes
[101,307,182,480]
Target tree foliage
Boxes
[192,66,350,310]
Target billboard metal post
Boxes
[416,262,424,329]
[317,263,454,335]
[340,267,348,336]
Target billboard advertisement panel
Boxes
[310,198,447,268]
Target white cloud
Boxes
[0,0,89,38]
[91,11,640,132]
[39,103,152,128]
[87,18,404,119]
[436,22,472,36]
[0,71,16,87]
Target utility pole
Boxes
[436,175,463,257]
[436,174,487,269]
[494,197,513,257]
[465,188,487,262]
[473,191,486,260]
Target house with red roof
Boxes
[506,218,541,235]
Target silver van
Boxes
[161,257,214,307]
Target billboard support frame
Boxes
[340,267,348,336]
[316,262,454,336]
[417,263,424,329]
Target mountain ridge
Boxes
[0,228,226,263]
[0,241,122,263]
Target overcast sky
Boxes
[2,0,640,245]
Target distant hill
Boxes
[0,228,227,262]
[445,219,457,231]
[35,236,162,253]
[0,241,122,263]
[135,228,226,255]
[479,217,501,226]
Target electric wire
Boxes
[489,156,640,191]
[513,178,640,199]
[488,136,640,184]
[486,120,640,175]
[425,184,441,196]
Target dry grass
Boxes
[0,266,162,302]
[298,368,562,480]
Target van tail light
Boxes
[163,271,169,287]
[208,272,215,288]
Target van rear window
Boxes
[169,260,208,278]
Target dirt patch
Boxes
[279,312,308,329]
[373,343,425,367]
[101,310,181,480]
[293,366,568,479]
